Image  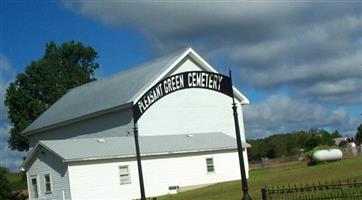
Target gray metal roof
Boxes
[23,49,188,135]
[23,133,251,167]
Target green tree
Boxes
[356,124,362,144]
[331,130,342,138]
[247,129,336,161]
[5,41,99,151]
[0,167,11,200]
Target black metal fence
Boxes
[261,179,362,200]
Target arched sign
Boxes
[131,70,251,200]
[132,71,233,122]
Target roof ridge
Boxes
[67,48,189,94]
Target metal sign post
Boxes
[133,121,146,200]
[229,70,252,200]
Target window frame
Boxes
[30,174,39,199]
[119,165,131,185]
[206,157,215,173]
[44,173,52,194]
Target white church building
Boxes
[21,48,251,200]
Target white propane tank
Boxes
[312,149,343,162]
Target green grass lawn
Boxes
[158,156,362,200]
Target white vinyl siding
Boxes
[68,150,240,199]
[119,165,131,184]
[29,109,133,148]
[26,147,71,200]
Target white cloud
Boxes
[0,82,8,121]
[243,95,360,138]
[1,53,16,121]
[299,78,361,97]
[230,15,360,67]
[63,1,302,37]
[310,93,362,105]
[0,123,25,172]
[297,78,362,104]
[236,51,361,89]
[0,53,23,172]
[0,53,15,75]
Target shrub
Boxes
[0,167,11,200]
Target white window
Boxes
[44,174,52,193]
[206,158,215,173]
[119,166,131,184]
[30,175,39,198]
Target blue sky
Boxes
[0,1,361,171]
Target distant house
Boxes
[21,48,250,200]
[334,137,347,146]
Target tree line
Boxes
[246,129,344,161]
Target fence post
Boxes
[261,188,267,200]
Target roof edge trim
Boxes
[22,102,133,136]
[65,146,239,163]
[21,142,66,171]
[129,48,191,103]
